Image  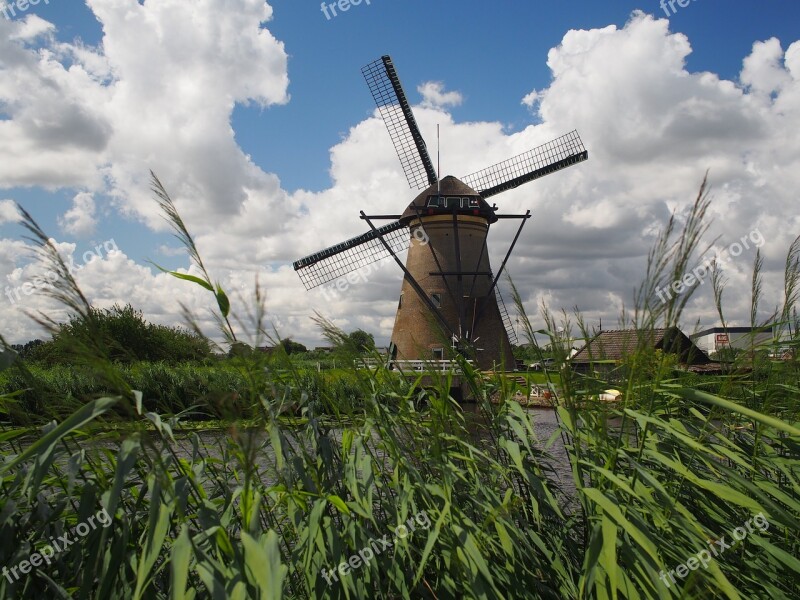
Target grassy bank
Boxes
[0,361,369,424]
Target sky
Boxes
[1,0,799,349]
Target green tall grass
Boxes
[0,361,370,425]
[0,176,798,598]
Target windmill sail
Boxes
[494,286,518,345]
[293,220,410,290]
[362,56,438,190]
[462,130,588,199]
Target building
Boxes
[389,176,515,370]
[570,327,714,379]
[690,326,774,355]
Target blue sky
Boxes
[244,0,800,192]
[1,0,799,346]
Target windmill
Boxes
[293,56,588,370]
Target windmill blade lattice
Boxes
[494,286,518,345]
[462,130,588,199]
[362,56,438,190]
[293,220,410,290]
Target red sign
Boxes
[715,334,729,348]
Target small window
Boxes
[398,292,404,309]
[432,348,444,360]
[431,293,442,307]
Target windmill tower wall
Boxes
[390,215,514,370]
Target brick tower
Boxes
[389,176,514,370]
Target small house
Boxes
[570,327,715,379]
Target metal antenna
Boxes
[437,124,441,199]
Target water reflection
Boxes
[461,405,577,504]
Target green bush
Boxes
[0,359,374,424]
[0,362,249,423]
[27,304,211,365]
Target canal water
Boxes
[4,407,583,507]
[158,406,581,505]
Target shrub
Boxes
[27,304,211,365]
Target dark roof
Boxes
[400,176,495,223]
[571,327,712,366]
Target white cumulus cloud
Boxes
[418,81,463,109]
[59,192,98,237]
[0,200,20,224]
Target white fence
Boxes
[356,358,474,373]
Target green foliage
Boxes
[0,360,372,425]
[27,304,210,365]
[3,332,800,599]
[0,362,245,423]
[280,338,308,355]
[228,341,255,358]
[345,329,375,353]
[9,339,44,359]
[0,346,17,371]
[620,347,679,381]
[512,343,545,361]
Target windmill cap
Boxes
[400,176,496,224]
